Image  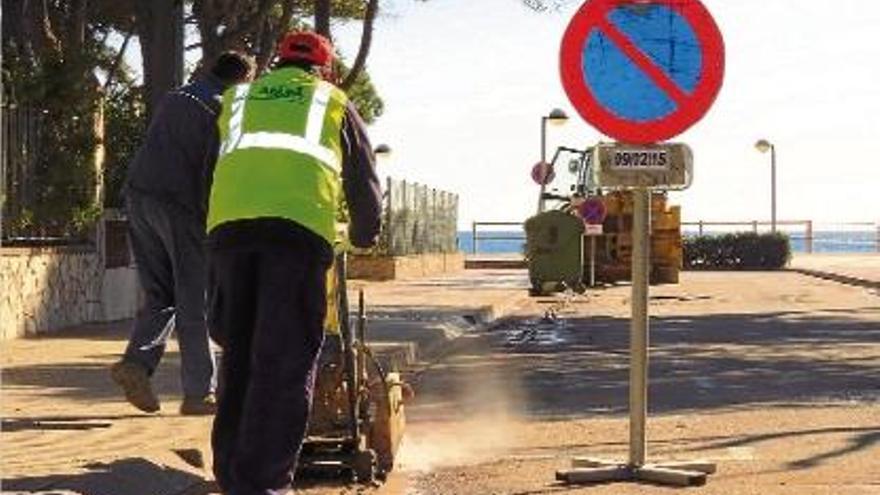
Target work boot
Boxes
[180,394,217,416]
[110,360,160,413]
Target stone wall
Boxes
[0,246,103,339]
[101,265,141,322]
[348,252,465,281]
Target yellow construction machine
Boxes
[298,252,407,482]
[525,146,682,295]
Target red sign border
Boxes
[579,197,608,224]
[560,0,725,144]
[531,161,556,185]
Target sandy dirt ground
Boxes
[0,270,528,495]
[2,271,879,494]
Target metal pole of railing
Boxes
[538,117,548,214]
[385,176,393,254]
[698,220,704,236]
[876,223,880,253]
[752,220,758,234]
[472,222,478,254]
[806,220,813,254]
[771,145,777,234]
[401,180,408,255]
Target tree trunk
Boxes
[254,1,296,75]
[136,0,184,121]
[340,0,379,90]
[26,0,62,59]
[192,0,223,64]
[67,0,88,53]
[194,0,282,69]
[103,28,135,91]
[315,0,331,39]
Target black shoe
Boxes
[180,394,217,416]
[110,360,160,413]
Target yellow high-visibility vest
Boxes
[207,66,348,246]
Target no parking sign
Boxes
[578,197,607,225]
[556,2,725,487]
[560,0,725,144]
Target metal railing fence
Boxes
[1,105,48,240]
[682,220,880,254]
[469,222,525,254]
[466,218,880,255]
[383,178,459,256]
[1,102,101,244]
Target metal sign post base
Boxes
[556,187,716,488]
[557,458,716,487]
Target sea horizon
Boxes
[457,229,880,255]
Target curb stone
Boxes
[788,268,879,291]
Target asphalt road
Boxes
[302,272,880,494]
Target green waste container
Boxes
[524,210,585,295]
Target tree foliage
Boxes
[2,0,112,237]
[103,86,146,208]
[2,1,396,236]
[335,59,383,123]
[520,0,575,13]
[191,0,380,88]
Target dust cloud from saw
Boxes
[393,355,528,473]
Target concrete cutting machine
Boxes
[298,252,407,483]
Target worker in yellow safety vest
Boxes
[205,31,382,495]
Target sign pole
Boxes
[538,117,548,214]
[558,186,716,487]
[629,186,650,467]
[589,236,597,287]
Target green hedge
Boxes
[683,232,791,270]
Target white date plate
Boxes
[592,143,693,189]
[611,149,669,170]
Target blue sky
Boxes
[333,0,880,228]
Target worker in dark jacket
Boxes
[111,52,255,416]
[206,31,382,494]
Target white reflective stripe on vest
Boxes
[305,81,333,144]
[235,132,341,174]
[221,83,251,156]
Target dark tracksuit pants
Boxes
[208,244,330,495]
[124,191,216,398]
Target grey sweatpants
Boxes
[123,191,216,398]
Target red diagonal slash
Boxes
[597,16,691,107]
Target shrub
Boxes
[684,232,791,270]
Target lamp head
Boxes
[374,143,392,159]
[547,108,569,126]
[755,139,772,153]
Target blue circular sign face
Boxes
[560,0,725,144]
[585,5,702,122]
[578,197,607,224]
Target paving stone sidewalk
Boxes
[0,269,530,495]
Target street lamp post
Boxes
[538,108,569,213]
[374,143,392,159]
[755,139,777,233]
[374,144,393,254]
